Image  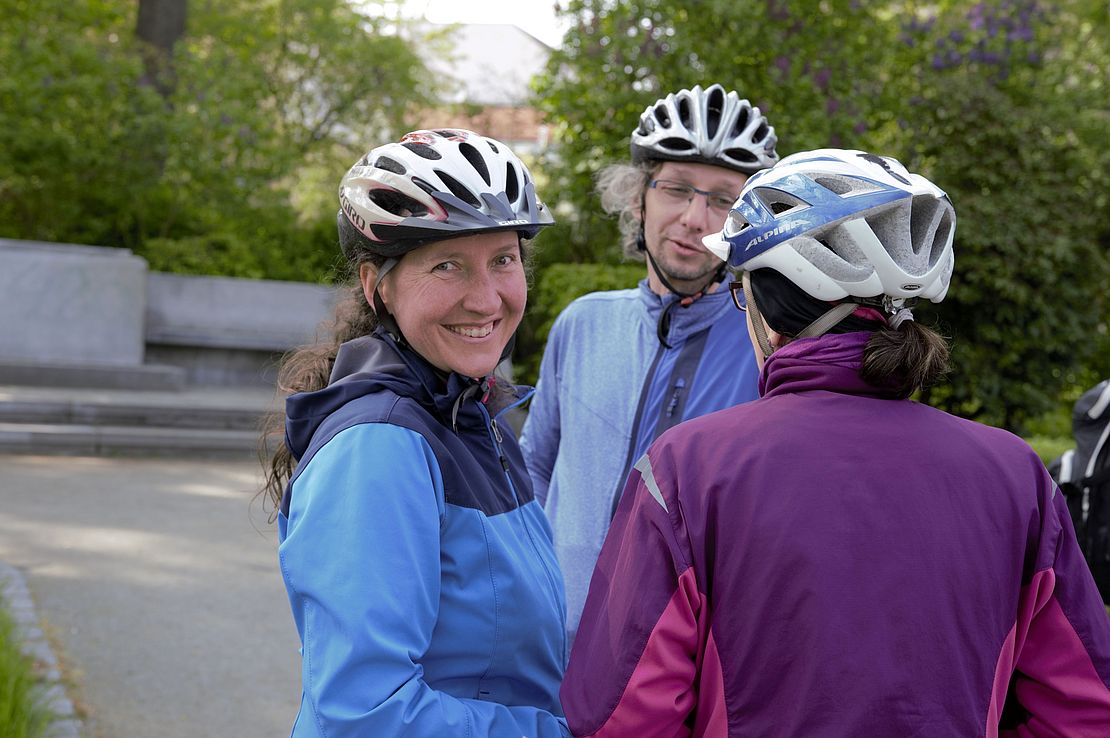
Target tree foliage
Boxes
[535,0,1109,431]
[0,0,437,282]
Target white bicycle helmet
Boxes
[339,128,553,258]
[704,148,955,303]
[631,84,779,173]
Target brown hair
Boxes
[860,320,950,399]
[258,282,380,510]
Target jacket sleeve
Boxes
[279,422,570,738]
[520,313,566,508]
[561,450,709,738]
[1000,481,1110,737]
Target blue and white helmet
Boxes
[704,149,955,302]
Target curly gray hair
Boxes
[596,161,662,260]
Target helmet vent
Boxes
[659,137,696,152]
[458,142,491,185]
[677,97,692,128]
[909,194,941,256]
[373,156,407,175]
[928,202,955,265]
[368,189,428,218]
[504,163,520,204]
[725,148,758,164]
[754,188,810,214]
[434,129,461,138]
[705,86,724,138]
[402,142,442,160]
[814,175,855,195]
[752,122,769,143]
[434,169,481,208]
[653,103,671,127]
[486,139,499,153]
[731,107,750,137]
[410,176,436,195]
[725,209,750,236]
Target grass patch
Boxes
[0,600,53,738]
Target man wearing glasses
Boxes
[521,84,780,644]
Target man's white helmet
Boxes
[631,84,779,174]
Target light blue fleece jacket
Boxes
[520,279,759,642]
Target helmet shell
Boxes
[338,129,553,258]
[704,149,956,302]
[630,84,779,173]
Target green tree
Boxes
[885,0,1110,430]
[0,0,438,281]
[534,0,1109,432]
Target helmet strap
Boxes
[743,269,867,359]
[372,258,405,343]
[742,271,776,360]
[795,302,860,339]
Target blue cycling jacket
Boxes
[278,330,569,738]
[520,279,759,643]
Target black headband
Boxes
[749,269,885,337]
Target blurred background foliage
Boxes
[0,0,1106,434]
[533,0,1109,432]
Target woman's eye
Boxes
[432,261,456,272]
[494,254,517,267]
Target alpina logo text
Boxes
[743,222,802,251]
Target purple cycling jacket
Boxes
[563,332,1110,737]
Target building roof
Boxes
[420,23,551,107]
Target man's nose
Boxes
[679,193,712,232]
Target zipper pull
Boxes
[666,378,686,418]
[490,419,510,471]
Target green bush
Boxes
[1025,435,1074,466]
[0,601,52,738]
[516,262,644,385]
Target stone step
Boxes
[0,396,269,431]
[0,385,280,431]
[0,360,186,391]
[0,422,262,458]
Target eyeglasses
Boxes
[729,280,747,312]
[649,179,738,215]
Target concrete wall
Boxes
[0,239,147,366]
[0,239,340,388]
[145,273,338,386]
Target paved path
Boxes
[0,455,301,738]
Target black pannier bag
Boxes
[1048,379,1110,603]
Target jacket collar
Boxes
[285,329,527,458]
[759,332,905,400]
[637,278,736,341]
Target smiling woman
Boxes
[260,129,570,738]
[367,231,526,379]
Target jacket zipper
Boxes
[480,403,567,657]
[666,377,687,418]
